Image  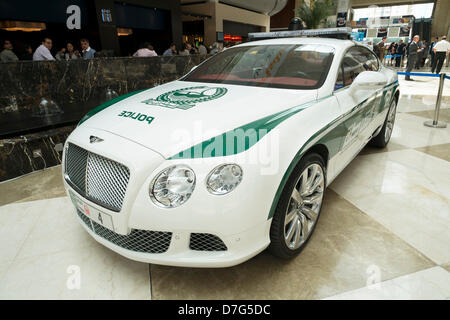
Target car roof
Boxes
[234,37,355,50]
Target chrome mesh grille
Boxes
[189,233,228,251]
[65,144,88,191]
[65,143,130,212]
[76,209,172,253]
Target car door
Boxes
[332,46,381,173]
[352,47,384,142]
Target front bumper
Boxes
[63,127,278,267]
[72,202,271,267]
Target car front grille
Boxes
[65,143,130,212]
[76,209,172,254]
[189,233,228,251]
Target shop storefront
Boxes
[0,0,182,57]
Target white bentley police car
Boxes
[63,37,399,267]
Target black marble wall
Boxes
[0,55,210,181]
[0,126,74,182]
[0,55,209,137]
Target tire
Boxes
[370,98,397,148]
[268,153,326,259]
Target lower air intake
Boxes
[76,210,171,253]
[189,233,228,251]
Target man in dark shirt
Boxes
[0,40,19,62]
[405,35,422,81]
[429,37,439,69]
[395,40,406,67]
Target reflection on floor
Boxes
[0,76,449,299]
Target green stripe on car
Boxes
[168,97,331,159]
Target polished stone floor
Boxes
[0,75,449,299]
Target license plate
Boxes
[69,191,114,231]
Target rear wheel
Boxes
[370,98,397,148]
[268,153,326,259]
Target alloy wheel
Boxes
[284,163,324,250]
[385,101,396,143]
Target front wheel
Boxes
[268,153,326,259]
[370,98,397,148]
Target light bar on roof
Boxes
[248,27,353,40]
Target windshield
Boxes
[182,44,335,90]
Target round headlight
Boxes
[150,165,196,208]
[206,164,243,195]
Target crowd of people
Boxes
[131,41,222,57]
[2,34,448,77]
[0,37,225,63]
[120,39,225,57]
[373,35,450,78]
[0,37,97,62]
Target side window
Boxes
[342,51,364,87]
[336,46,379,90]
[351,46,379,71]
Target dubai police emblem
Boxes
[141,86,228,110]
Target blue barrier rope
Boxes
[397,72,442,77]
[446,75,450,80]
[384,54,403,58]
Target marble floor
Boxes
[0,76,449,300]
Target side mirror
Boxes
[348,71,387,96]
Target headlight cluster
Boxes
[150,164,243,208]
[206,164,243,195]
[150,165,196,208]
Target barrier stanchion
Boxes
[424,73,447,128]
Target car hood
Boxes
[81,80,317,158]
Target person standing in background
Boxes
[33,37,55,61]
[198,42,207,55]
[189,43,198,54]
[55,47,66,60]
[21,44,33,60]
[0,39,19,62]
[415,40,424,69]
[395,39,406,68]
[376,37,387,62]
[405,35,422,81]
[80,38,96,59]
[133,42,157,57]
[163,44,177,56]
[429,37,439,70]
[210,42,220,54]
[388,41,397,66]
[420,40,428,67]
[431,36,450,74]
[65,42,80,60]
[179,43,192,56]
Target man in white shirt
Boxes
[33,38,55,61]
[133,43,158,57]
[431,36,450,74]
[198,43,207,55]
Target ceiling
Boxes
[180,0,288,16]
